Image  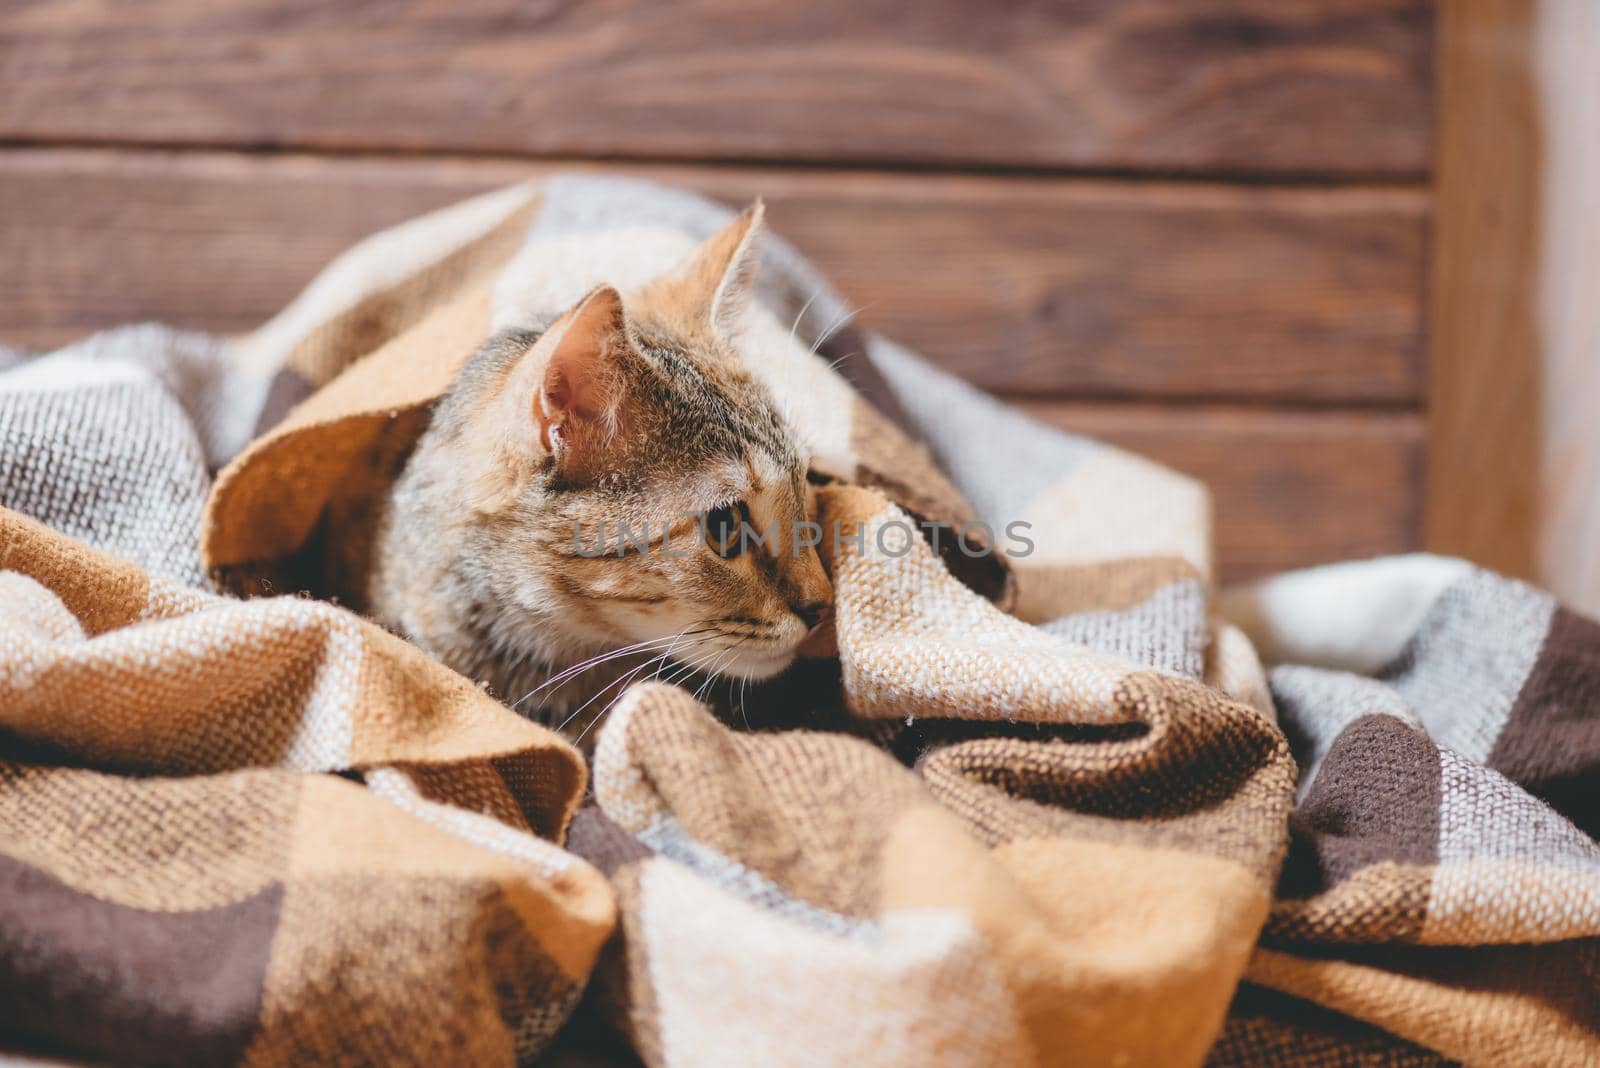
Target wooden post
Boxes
[1430,0,1600,613]
[1428,0,1542,583]
[1527,2,1600,612]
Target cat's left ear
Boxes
[647,200,765,340]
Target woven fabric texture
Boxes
[3,177,1598,1067]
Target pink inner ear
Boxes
[534,286,630,453]
[545,343,610,422]
[535,366,567,451]
[543,365,574,414]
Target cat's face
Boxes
[433,203,832,681]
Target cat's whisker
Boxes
[658,651,711,692]
[657,622,708,673]
[569,703,611,749]
[695,663,729,705]
[659,641,728,693]
[512,646,652,710]
[787,292,819,348]
[808,299,881,359]
[629,631,715,692]
[553,621,725,738]
[554,641,685,736]
[647,645,687,686]
[571,639,722,748]
[630,630,718,700]
[693,639,748,705]
[810,304,856,354]
[512,627,713,709]
[650,659,695,693]
[553,650,664,736]
[570,629,711,677]
[687,648,733,702]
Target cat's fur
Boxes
[368,204,833,728]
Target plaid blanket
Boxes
[2,176,1596,1066]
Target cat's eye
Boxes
[705,501,749,558]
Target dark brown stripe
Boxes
[1209,984,1452,1067]
[565,804,655,878]
[592,592,670,606]
[0,852,282,1066]
[489,749,587,841]
[1278,715,1441,900]
[1487,606,1600,838]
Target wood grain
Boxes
[1027,402,1424,581]
[1528,1,1600,614]
[1429,1,1600,614]
[0,0,1434,177]
[1426,1,1541,581]
[0,148,1427,404]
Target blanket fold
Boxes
[0,507,612,1064]
[3,175,1598,1067]
[577,485,1294,1066]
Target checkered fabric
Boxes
[3,177,1596,1066]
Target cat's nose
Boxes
[792,600,829,630]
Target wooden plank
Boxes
[1429,1,1600,614]
[1528,3,1600,614]
[1024,402,1424,581]
[0,148,1426,404]
[0,0,1434,176]
[719,171,1428,404]
[1426,1,1541,583]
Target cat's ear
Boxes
[644,200,765,340]
[533,285,634,455]
[700,199,764,336]
[465,286,637,509]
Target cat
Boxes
[367,203,833,738]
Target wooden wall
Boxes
[1429,0,1600,615]
[0,1,1437,582]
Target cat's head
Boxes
[426,203,833,681]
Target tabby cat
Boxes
[368,204,833,736]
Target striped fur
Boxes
[368,207,832,725]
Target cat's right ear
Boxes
[531,285,633,457]
[470,286,638,508]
